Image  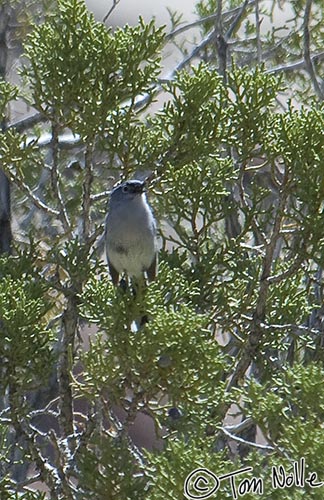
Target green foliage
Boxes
[145,439,233,500]
[2,0,324,497]
[0,246,54,393]
[227,66,284,158]
[149,64,228,169]
[80,264,227,431]
[0,81,18,121]
[77,433,146,500]
[0,479,47,500]
[48,236,100,286]
[242,364,324,498]
[23,0,164,138]
[266,267,311,327]
[0,130,42,179]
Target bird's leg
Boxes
[119,276,128,292]
[131,277,150,328]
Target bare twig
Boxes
[267,51,324,75]
[223,417,254,434]
[57,294,78,440]
[215,0,223,34]
[50,124,71,232]
[214,1,228,82]
[228,162,290,390]
[173,29,218,74]
[167,0,255,40]
[267,254,305,284]
[48,430,76,499]
[102,0,121,23]
[88,224,105,252]
[5,168,60,216]
[225,0,250,40]
[221,426,274,451]
[255,0,262,63]
[90,190,111,202]
[261,322,322,337]
[215,0,250,81]
[8,377,60,499]
[238,163,267,247]
[9,112,47,133]
[82,142,94,241]
[303,0,324,99]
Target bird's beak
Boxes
[135,181,146,193]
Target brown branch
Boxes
[238,163,267,247]
[267,254,305,284]
[8,376,60,498]
[48,430,76,499]
[57,294,79,440]
[82,142,94,241]
[50,123,71,232]
[228,163,290,390]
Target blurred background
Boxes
[85,0,197,27]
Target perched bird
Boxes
[105,179,158,286]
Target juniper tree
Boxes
[1,0,324,499]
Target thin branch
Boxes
[48,430,76,499]
[29,408,59,419]
[57,293,79,441]
[221,426,274,451]
[255,0,262,63]
[135,1,252,110]
[9,112,47,133]
[215,0,223,34]
[88,224,105,253]
[261,322,322,337]
[173,29,218,74]
[82,142,94,241]
[90,190,111,202]
[16,473,43,488]
[100,395,146,468]
[238,162,267,247]
[267,254,305,284]
[267,51,324,75]
[223,417,254,434]
[166,1,255,40]
[8,378,60,499]
[5,169,60,216]
[228,162,290,390]
[303,0,324,99]
[214,1,228,82]
[102,0,120,23]
[225,0,250,40]
[50,124,71,232]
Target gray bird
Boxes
[105,180,158,286]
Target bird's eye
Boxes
[122,185,129,193]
